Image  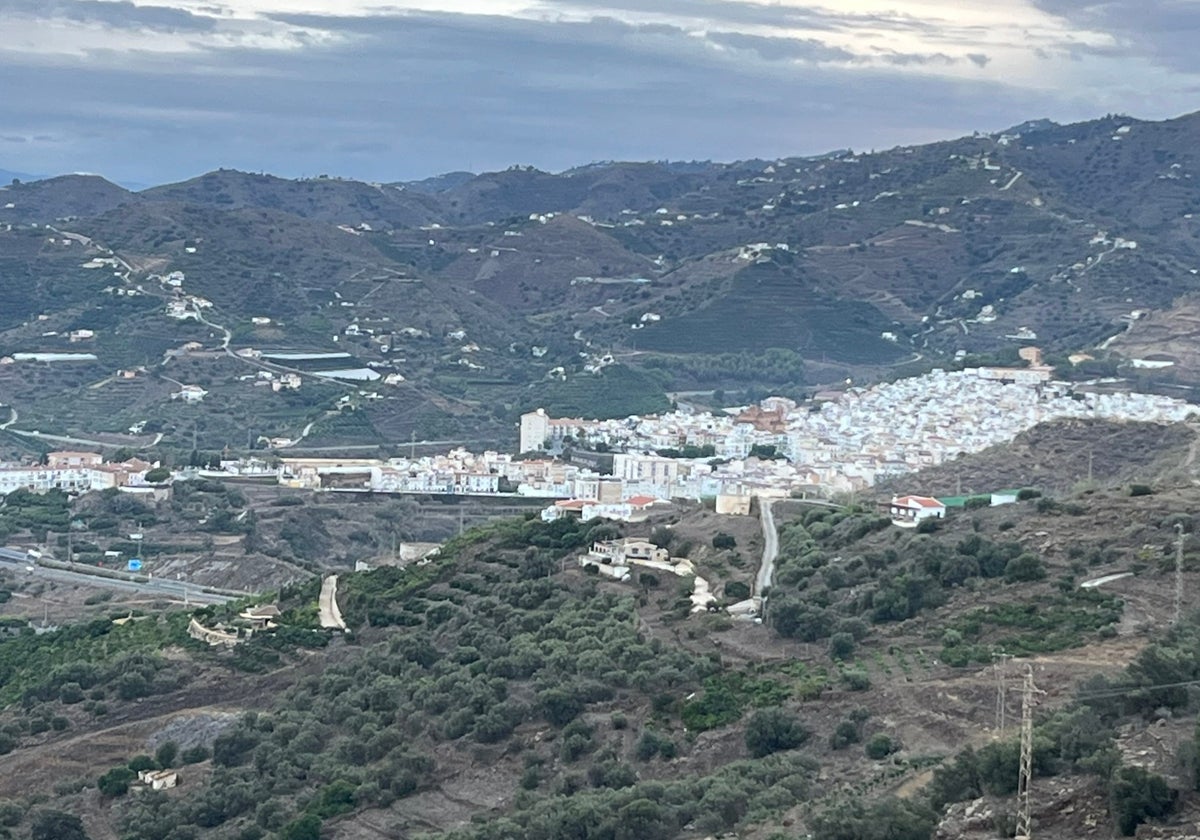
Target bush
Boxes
[712,532,737,550]
[744,708,809,758]
[829,720,861,750]
[1016,488,1042,501]
[724,581,750,601]
[865,733,898,760]
[155,741,179,768]
[279,814,322,840]
[840,668,871,691]
[181,745,210,764]
[964,495,991,510]
[98,765,136,797]
[1129,484,1155,497]
[1110,765,1175,835]
[127,754,157,773]
[916,518,941,534]
[30,809,90,840]
[1004,553,1047,583]
[828,632,856,661]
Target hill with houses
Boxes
[2,111,1200,455]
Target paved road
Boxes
[0,548,238,605]
[754,499,779,597]
[318,575,347,630]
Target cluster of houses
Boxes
[518,366,1194,496]
[0,451,158,496]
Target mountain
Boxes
[138,169,445,229]
[2,110,1200,453]
[0,174,135,223]
[0,167,41,184]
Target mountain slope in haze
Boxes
[3,110,1200,452]
[0,174,136,223]
[138,169,445,229]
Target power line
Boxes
[1074,676,1200,703]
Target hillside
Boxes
[3,111,1200,452]
[3,439,1200,839]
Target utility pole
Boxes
[1016,666,1045,840]
[993,652,1012,733]
[1175,523,1186,626]
[1087,447,1094,484]
[410,431,417,460]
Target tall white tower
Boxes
[519,408,550,453]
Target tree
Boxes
[1110,765,1175,836]
[1004,553,1046,583]
[30,809,90,840]
[615,798,671,840]
[279,814,322,840]
[144,467,171,483]
[155,741,179,768]
[98,765,136,797]
[828,632,856,661]
[712,532,737,550]
[865,732,898,759]
[744,708,809,757]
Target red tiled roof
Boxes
[626,495,658,507]
[555,499,592,510]
[893,495,944,509]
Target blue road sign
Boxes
[127,559,143,572]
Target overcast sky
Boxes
[1,0,1197,186]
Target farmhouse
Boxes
[888,495,946,526]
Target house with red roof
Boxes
[888,495,946,527]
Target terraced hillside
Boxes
[2,111,1200,451]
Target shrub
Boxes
[127,754,157,773]
[155,741,179,768]
[181,745,210,764]
[724,581,751,601]
[1129,484,1155,497]
[916,518,941,534]
[30,809,90,840]
[841,668,871,691]
[828,632,856,661]
[829,720,861,750]
[964,495,991,510]
[1016,488,1042,501]
[98,766,136,797]
[1110,765,1175,835]
[865,733,898,759]
[1004,553,1047,583]
[144,467,171,483]
[712,532,737,550]
[744,708,809,758]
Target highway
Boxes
[0,547,239,605]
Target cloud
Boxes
[703,31,855,63]
[0,2,1195,184]
[1029,0,1199,73]
[2,0,217,32]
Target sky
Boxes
[1,0,1197,186]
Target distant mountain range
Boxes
[2,110,1199,453]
